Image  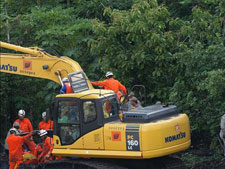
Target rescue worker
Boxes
[38,129,54,163]
[92,72,127,100]
[13,109,33,133]
[103,100,112,118]
[128,92,141,105]
[6,128,34,169]
[220,113,225,156]
[60,77,73,94]
[4,122,21,156]
[13,109,35,154]
[39,111,54,131]
[127,91,141,110]
[129,97,143,111]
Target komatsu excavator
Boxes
[0,42,191,168]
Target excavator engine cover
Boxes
[122,105,178,123]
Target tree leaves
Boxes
[0,0,225,152]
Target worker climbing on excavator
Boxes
[60,77,73,94]
[92,71,127,100]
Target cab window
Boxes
[102,98,118,119]
[57,100,80,145]
[58,100,79,123]
[83,101,97,123]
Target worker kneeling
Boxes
[38,129,54,163]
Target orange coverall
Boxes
[39,120,54,130]
[92,77,127,99]
[14,118,33,133]
[39,137,54,163]
[6,133,32,169]
[14,118,35,154]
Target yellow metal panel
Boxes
[53,135,84,149]
[142,140,191,158]
[53,128,104,150]
[83,128,104,149]
[104,123,127,151]
[141,114,191,152]
[56,89,115,99]
[52,148,142,159]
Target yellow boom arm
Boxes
[0,41,93,89]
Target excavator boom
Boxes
[0,41,93,89]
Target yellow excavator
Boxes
[0,42,191,167]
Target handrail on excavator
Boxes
[0,41,54,58]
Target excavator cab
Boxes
[52,91,120,148]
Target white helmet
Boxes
[42,112,46,118]
[105,72,113,78]
[39,129,48,137]
[62,77,69,83]
[9,128,18,134]
[18,109,25,117]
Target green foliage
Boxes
[0,0,225,157]
[73,0,135,19]
[170,45,225,137]
[90,0,176,102]
[181,151,222,167]
[89,0,225,150]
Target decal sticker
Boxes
[23,61,32,70]
[165,132,186,143]
[0,64,17,72]
[175,123,180,132]
[126,125,140,151]
[112,131,121,141]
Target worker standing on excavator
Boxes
[6,128,34,169]
[13,110,35,154]
[60,77,73,94]
[92,72,127,100]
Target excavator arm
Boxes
[0,41,93,89]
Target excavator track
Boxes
[18,159,128,169]
[0,156,187,169]
[1,139,187,169]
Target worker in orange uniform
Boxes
[38,129,54,163]
[92,72,127,100]
[60,77,73,94]
[39,112,54,131]
[6,128,34,169]
[14,110,33,133]
[13,109,35,154]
